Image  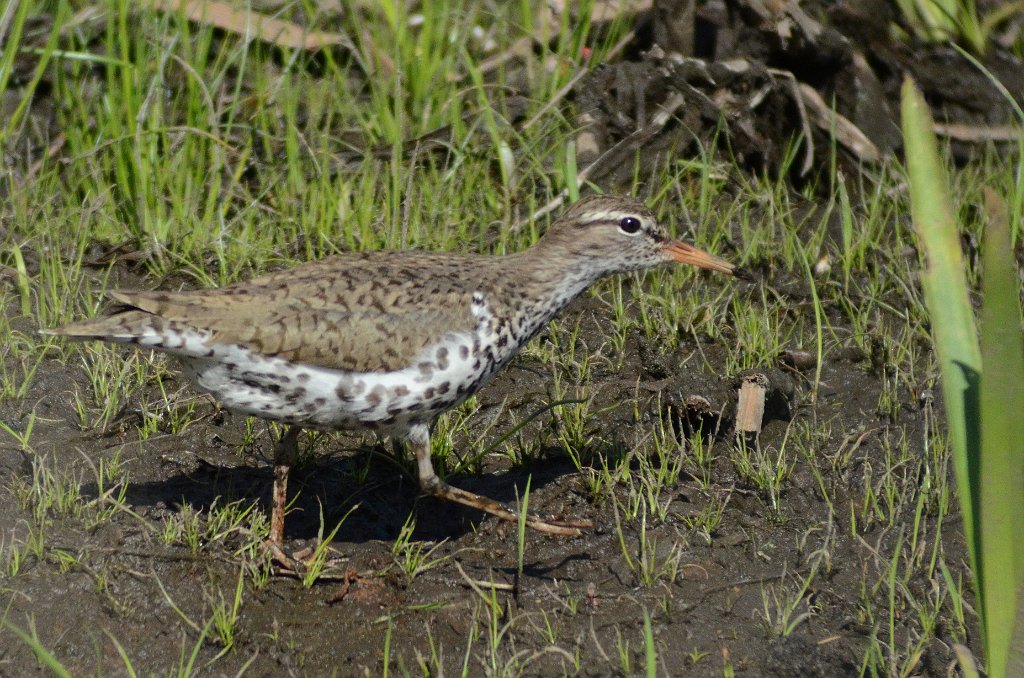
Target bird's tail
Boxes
[40,309,161,343]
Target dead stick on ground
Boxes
[767,68,815,176]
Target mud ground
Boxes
[0,285,975,675]
[3,0,1018,674]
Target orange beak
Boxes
[662,240,736,275]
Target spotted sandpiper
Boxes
[45,195,735,557]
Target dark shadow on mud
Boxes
[494,553,596,583]
[81,444,596,544]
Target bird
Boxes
[44,194,736,564]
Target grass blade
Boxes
[978,188,1024,677]
[902,76,1024,678]
[642,608,657,678]
[900,75,982,584]
[2,619,72,678]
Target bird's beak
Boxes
[662,240,736,275]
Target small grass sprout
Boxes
[391,513,451,584]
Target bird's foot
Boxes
[422,476,592,536]
[261,538,307,572]
[260,539,345,575]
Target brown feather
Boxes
[55,251,491,373]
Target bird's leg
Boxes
[262,427,345,574]
[263,426,303,570]
[408,424,592,536]
[270,425,301,545]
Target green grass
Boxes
[390,513,451,584]
[892,0,1024,55]
[0,0,1021,675]
[902,76,1024,678]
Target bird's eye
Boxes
[618,217,642,235]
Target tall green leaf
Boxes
[902,76,1024,678]
[978,188,1024,677]
[900,77,982,584]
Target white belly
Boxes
[119,289,530,434]
[176,329,490,433]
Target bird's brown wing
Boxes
[120,285,477,373]
[49,281,479,374]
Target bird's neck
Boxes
[496,244,605,337]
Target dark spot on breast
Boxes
[297,373,311,383]
[497,335,508,348]
[366,384,386,407]
[394,385,410,397]
[335,383,354,403]
[459,345,469,360]
[436,381,450,395]
[424,387,436,399]
[314,397,326,406]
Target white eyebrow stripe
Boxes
[580,210,646,225]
